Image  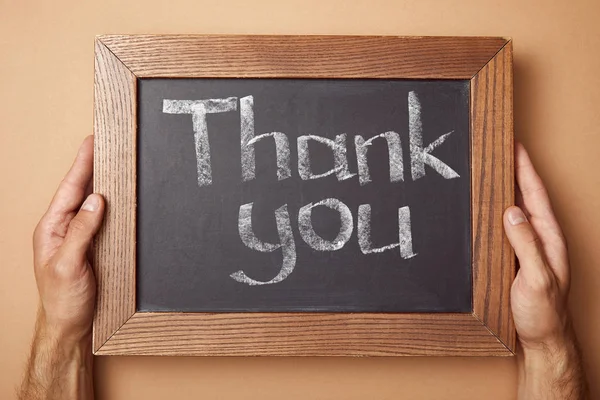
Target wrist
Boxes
[520,315,576,356]
[521,337,575,377]
[35,310,92,355]
[518,328,588,400]
[21,310,94,400]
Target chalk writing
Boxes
[162,91,459,285]
[297,134,355,181]
[355,131,404,186]
[408,91,459,180]
[298,198,354,251]
[241,96,293,182]
[358,204,416,259]
[232,203,296,285]
[163,98,237,186]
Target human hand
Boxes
[32,135,105,342]
[20,136,103,399]
[504,142,587,399]
[504,142,571,350]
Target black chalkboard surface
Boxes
[137,78,471,312]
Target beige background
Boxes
[1,0,599,398]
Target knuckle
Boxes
[52,259,74,280]
[33,217,51,245]
[520,185,547,197]
[529,270,554,294]
[60,176,78,192]
[525,233,541,248]
[50,251,86,282]
[68,216,88,235]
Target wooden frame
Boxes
[93,35,514,356]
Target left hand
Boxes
[32,136,105,342]
[503,142,588,399]
[504,142,572,351]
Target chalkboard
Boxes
[94,34,515,356]
[136,78,471,313]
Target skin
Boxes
[19,136,103,400]
[18,137,587,399]
[504,142,588,399]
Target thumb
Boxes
[503,206,547,279]
[63,194,105,257]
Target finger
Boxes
[37,136,94,244]
[514,142,568,285]
[47,136,95,220]
[515,142,554,219]
[85,175,93,198]
[504,206,553,288]
[515,142,563,237]
[62,194,105,259]
[515,186,529,218]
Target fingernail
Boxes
[81,195,99,212]
[507,207,527,225]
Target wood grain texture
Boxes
[97,35,508,79]
[95,313,508,356]
[93,35,515,356]
[92,39,137,353]
[471,41,516,353]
